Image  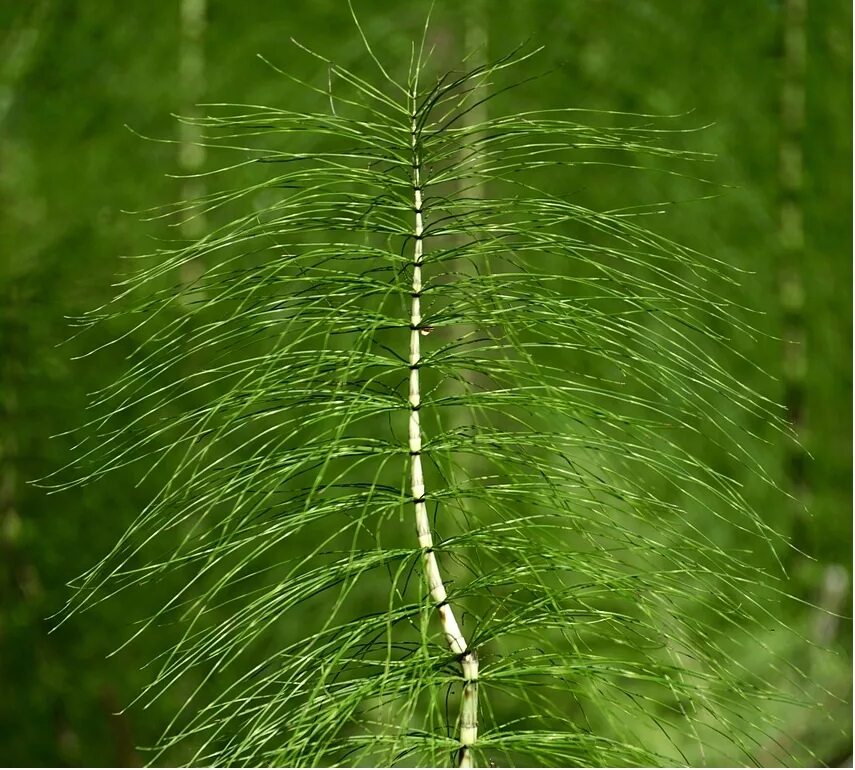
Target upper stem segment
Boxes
[408,108,479,769]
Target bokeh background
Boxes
[0,0,851,766]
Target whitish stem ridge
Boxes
[408,109,479,769]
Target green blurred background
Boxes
[0,0,850,766]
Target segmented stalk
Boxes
[779,0,808,514]
[408,107,479,769]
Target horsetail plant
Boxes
[47,11,812,769]
[409,72,479,769]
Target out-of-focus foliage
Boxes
[0,0,849,766]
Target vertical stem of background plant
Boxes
[409,105,478,769]
[179,0,206,234]
[462,0,488,202]
[778,0,809,538]
[178,0,207,294]
[776,11,850,762]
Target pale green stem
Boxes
[178,0,207,264]
[409,107,479,769]
[779,0,807,505]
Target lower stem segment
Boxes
[409,112,478,768]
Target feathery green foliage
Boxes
[47,15,813,768]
